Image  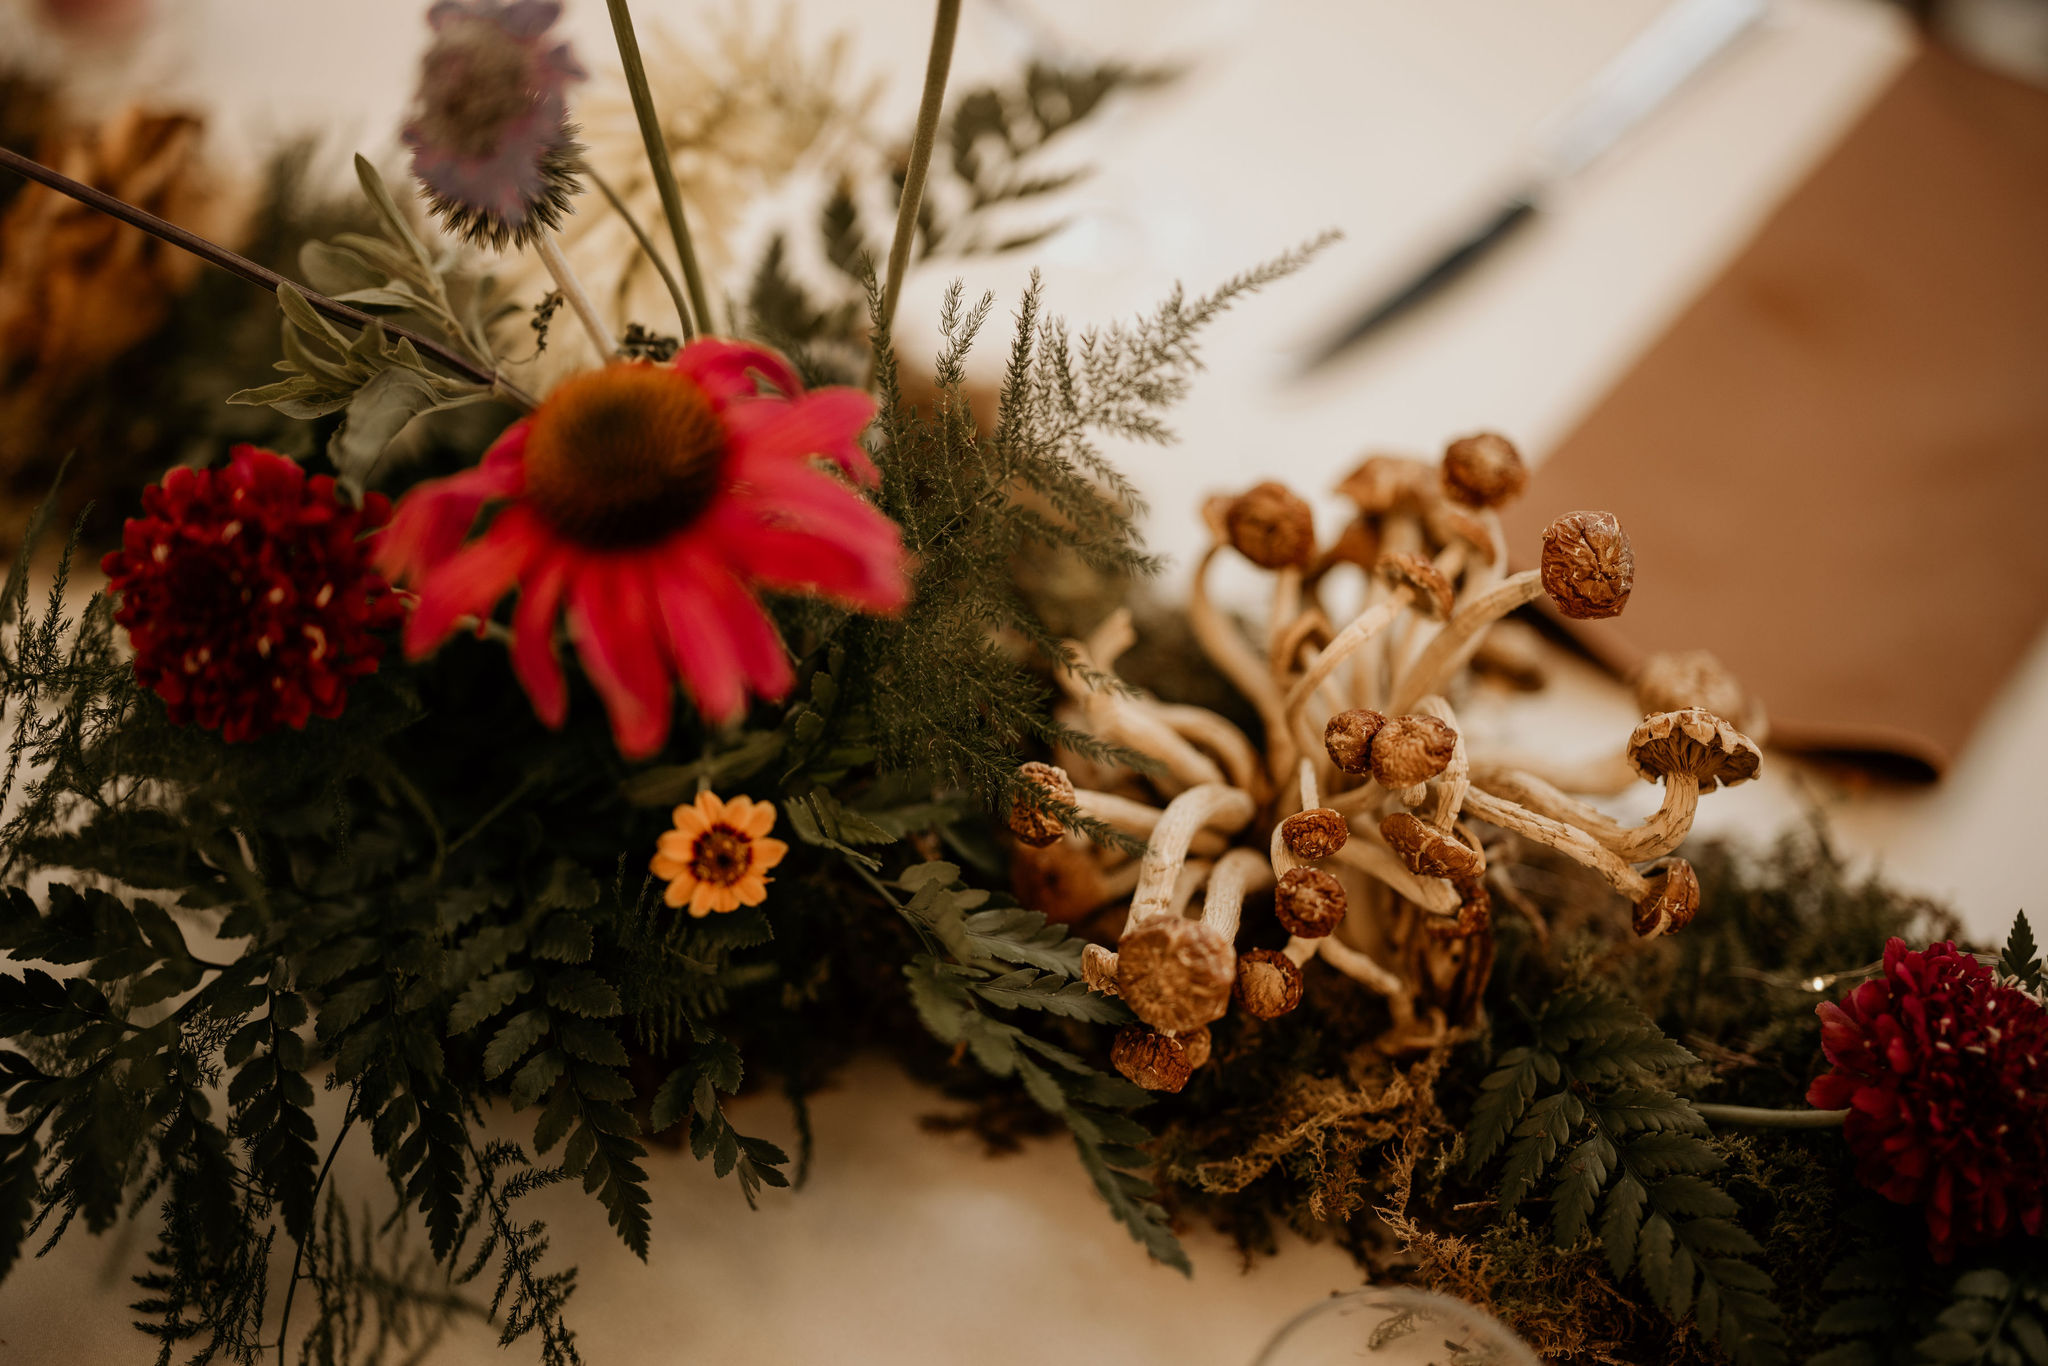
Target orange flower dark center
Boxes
[522,364,726,546]
[690,825,752,886]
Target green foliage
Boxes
[1811,1238,2048,1366]
[228,156,514,489]
[1468,985,1787,1366]
[2001,912,2043,992]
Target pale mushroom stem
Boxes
[1475,764,1700,862]
[1469,749,1638,797]
[1128,784,1257,925]
[1412,694,1471,830]
[1167,859,1214,917]
[1072,789,1229,858]
[1331,839,1460,916]
[1390,569,1543,714]
[1316,933,1411,1003]
[1199,848,1276,942]
[1059,614,1227,795]
[1284,589,1414,747]
[1460,786,1650,901]
[1188,544,1297,783]
[1154,703,1265,798]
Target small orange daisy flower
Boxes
[651,792,788,916]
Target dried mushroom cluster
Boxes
[1008,434,1769,1092]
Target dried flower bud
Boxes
[1224,481,1316,570]
[1633,858,1701,938]
[1111,1024,1208,1092]
[1324,708,1388,775]
[1007,761,1073,848]
[1539,510,1634,621]
[1380,812,1484,880]
[1375,551,1455,620]
[1441,432,1527,508]
[1281,807,1349,860]
[1274,866,1346,938]
[1116,917,1236,1033]
[1369,715,1457,788]
[1626,709,1762,793]
[1234,948,1304,1018]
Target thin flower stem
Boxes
[881,0,962,332]
[586,162,691,335]
[535,230,618,357]
[1693,1102,1849,1129]
[603,0,710,339]
[0,144,537,409]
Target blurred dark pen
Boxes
[1304,0,1767,372]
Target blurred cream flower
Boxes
[498,5,877,385]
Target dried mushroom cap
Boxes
[1441,432,1528,509]
[1281,807,1349,860]
[1626,708,1761,793]
[1375,551,1455,620]
[1316,517,1382,577]
[1380,812,1484,880]
[1116,917,1236,1032]
[1633,650,1759,730]
[1007,761,1074,848]
[1234,948,1305,1018]
[1422,499,1499,562]
[1111,1025,1206,1092]
[1335,455,1432,515]
[1369,714,1458,788]
[1010,840,1113,924]
[1632,858,1701,938]
[1176,1024,1213,1070]
[1539,510,1634,621]
[1444,876,1494,938]
[1324,708,1388,775]
[1274,865,1347,938]
[1224,481,1317,570]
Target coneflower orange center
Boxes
[521,363,727,547]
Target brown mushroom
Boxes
[1007,762,1074,848]
[1274,865,1347,938]
[1324,708,1388,775]
[1427,876,1493,939]
[1441,432,1528,509]
[1224,481,1316,570]
[1280,807,1349,860]
[1632,858,1701,939]
[1234,947,1305,1019]
[1539,510,1634,621]
[1375,551,1455,620]
[1632,650,1767,741]
[1334,454,1432,517]
[1370,715,1458,789]
[1389,511,1635,712]
[1111,1024,1212,1092]
[1115,915,1236,1033]
[1380,812,1484,880]
[1009,840,1142,924]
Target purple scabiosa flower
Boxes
[402,0,586,250]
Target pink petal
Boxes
[708,516,908,612]
[723,387,879,486]
[690,559,793,701]
[374,423,529,583]
[510,546,574,728]
[672,338,803,408]
[652,545,746,723]
[402,509,545,658]
[568,556,674,759]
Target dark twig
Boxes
[0,145,537,408]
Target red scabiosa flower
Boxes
[376,339,909,759]
[1808,937,2048,1260]
[403,0,585,250]
[101,446,404,742]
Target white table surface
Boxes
[7,1,2040,1362]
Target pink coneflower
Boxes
[376,339,909,758]
[403,0,585,249]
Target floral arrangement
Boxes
[1,4,2042,1366]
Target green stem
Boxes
[0,145,536,409]
[586,163,692,335]
[1693,1102,1848,1129]
[881,0,963,332]
[602,0,710,339]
